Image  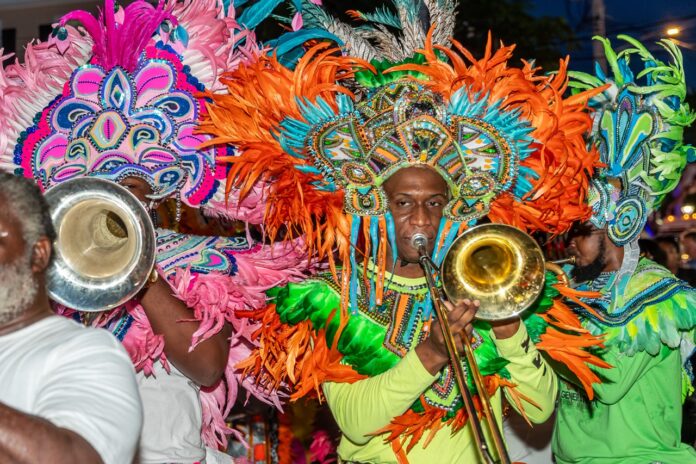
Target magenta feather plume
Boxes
[59,0,175,72]
[309,430,337,464]
[162,0,262,91]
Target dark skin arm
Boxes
[140,277,231,387]
[0,403,103,464]
[120,177,231,387]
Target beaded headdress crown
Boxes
[281,78,539,224]
[571,35,696,246]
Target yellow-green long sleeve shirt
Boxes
[553,344,696,464]
[323,323,558,463]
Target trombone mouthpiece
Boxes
[411,233,428,249]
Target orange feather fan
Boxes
[199,44,372,275]
[390,31,607,235]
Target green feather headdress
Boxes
[570,35,696,246]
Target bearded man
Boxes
[551,35,696,463]
[0,173,142,464]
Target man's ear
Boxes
[31,236,52,273]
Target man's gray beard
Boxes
[0,251,39,324]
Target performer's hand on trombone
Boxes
[415,299,479,375]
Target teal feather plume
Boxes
[568,35,695,243]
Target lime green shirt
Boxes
[323,324,557,463]
[553,344,696,463]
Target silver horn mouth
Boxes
[45,178,156,312]
[411,233,428,249]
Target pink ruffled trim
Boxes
[161,0,262,92]
[121,303,169,376]
[167,238,313,449]
[203,181,268,225]
[0,25,91,168]
[309,431,337,464]
[170,267,264,349]
[57,237,314,450]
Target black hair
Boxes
[656,236,679,253]
[638,239,668,267]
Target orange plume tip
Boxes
[345,10,365,21]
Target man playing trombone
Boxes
[198,1,610,462]
[317,166,559,463]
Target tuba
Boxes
[44,177,156,312]
[415,223,573,464]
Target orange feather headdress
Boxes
[197,3,613,453]
[199,30,603,311]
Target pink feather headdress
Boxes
[1,0,285,451]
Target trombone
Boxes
[414,223,574,464]
[44,177,156,312]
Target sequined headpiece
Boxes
[1,0,259,209]
[199,1,602,309]
[570,35,696,246]
[282,77,543,224]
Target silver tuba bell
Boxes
[44,177,156,312]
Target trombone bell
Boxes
[58,201,136,279]
[441,223,546,321]
[45,178,156,312]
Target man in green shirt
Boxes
[552,35,696,463]
[322,166,559,463]
[555,224,696,463]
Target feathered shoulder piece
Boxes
[574,258,696,356]
[237,266,609,451]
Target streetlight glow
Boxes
[666,26,681,36]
